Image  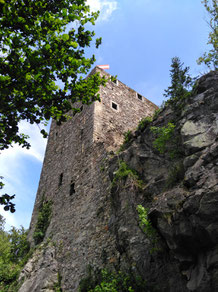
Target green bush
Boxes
[152,109,161,120]
[9,226,30,264]
[33,200,52,245]
[112,161,143,188]
[79,268,147,292]
[137,117,152,132]
[0,224,30,291]
[89,270,134,292]
[150,122,175,154]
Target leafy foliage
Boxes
[0,223,30,291]
[163,57,192,107]
[0,0,106,151]
[0,177,15,213]
[89,270,135,292]
[0,0,107,211]
[150,122,176,154]
[79,268,147,292]
[33,199,52,245]
[137,205,154,236]
[197,0,218,70]
[119,130,134,152]
[137,205,158,253]
[112,161,143,188]
[9,226,30,264]
[137,117,153,132]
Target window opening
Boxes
[59,173,63,187]
[111,76,118,85]
[112,102,118,110]
[137,93,142,100]
[70,181,75,196]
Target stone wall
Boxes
[93,67,158,151]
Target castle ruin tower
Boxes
[20,66,158,291]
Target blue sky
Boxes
[0,0,211,229]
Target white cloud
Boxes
[0,121,47,189]
[0,121,48,229]
[87,0,118,21]
[0,121,47,167]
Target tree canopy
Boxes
[163,57,192,105]
[0,220,30,291]
[197,0,218,70]
[0,0,107,212]
[0,0,106,151]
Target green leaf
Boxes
[45,44,51,50]
[62,34,69,41]
[71,41,78,48]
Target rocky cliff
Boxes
[106,70,218,292]
[19,71,218,292]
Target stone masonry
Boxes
[21,67,158,292]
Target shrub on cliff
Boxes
[0,219,30,291]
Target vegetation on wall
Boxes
[150,122,176,155]
[112,161,143,189]
[137,205,158,253]
[33,199,52,245]
[118,130,134,152]
[136,117,153,132]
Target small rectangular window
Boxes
[137,93,142,100]
[59,173,63,187]
[112,102,118,110]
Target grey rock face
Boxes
[107,71,218,292]
[18,244,59,292]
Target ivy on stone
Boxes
[33,199,52,245]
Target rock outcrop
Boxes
[107,70,218,291]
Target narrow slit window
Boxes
[70,181,75,196]
[59,173,63,187]
[137,93,142,100]
[112,102,118,110]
